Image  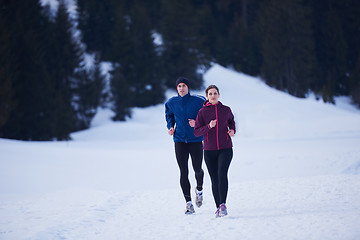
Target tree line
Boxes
[0,0,359,140]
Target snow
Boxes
[151,31,163,46]
[1,64,360,239]
[41,0,77,19]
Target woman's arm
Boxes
[194,111,211,137]
[228,108,236,134]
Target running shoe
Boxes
[195,189,203,208]
[215,208,220,218]
[185,201,195,214]
[218,203,227,217]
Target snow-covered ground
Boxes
[1,64,360,240]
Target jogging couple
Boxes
[165,77,236,218]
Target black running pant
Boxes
[175,142,204,202]
[204,148,233,208]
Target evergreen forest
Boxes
[1,0,360,140]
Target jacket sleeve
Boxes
[228,108,236,134]
[194,110,211,137]
[165,102,175,130]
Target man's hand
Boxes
[168,127,174,135]
[188,119,195,127]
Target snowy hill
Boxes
[1,64,360,239]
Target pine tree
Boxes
[108,0,165,121]
[203,0,262,76]
[52,0,103,135]
[124,2,164,107]
[333,0,360,83]
[255,0,317,98]
[311,0,348,103]
[227,13,246,71]
[73,57,104,130]
[111,65,133,121]
[0,9,15,131]
[159,0,205,89]
[330,0,360,102]
[50,0,81,138]
[0,0,93,140]
[338,0,360,108]
[350,53,360,108]
[0,0,59,140]
[77,0,117,59]
[226,12,262,76]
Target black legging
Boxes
[175,142,204,202]
[204,148,233,208]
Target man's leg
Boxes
[175,142,191,202]
[189,142,204,191]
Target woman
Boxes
[194,85,235,218]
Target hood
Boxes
[203,100,222,108]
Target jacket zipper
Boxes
[215,104,219,150]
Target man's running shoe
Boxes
[185,201,195,214]
[195,189,203,208]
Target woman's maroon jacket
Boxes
[194,100,236,151]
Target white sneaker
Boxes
[217,203,227,217]
[195,189,203,208]
[185,201,195,214]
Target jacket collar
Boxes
[203,100,222,107]
[178,92,191,100]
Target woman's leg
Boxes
[204,150,221,207]
[217,148,233,205]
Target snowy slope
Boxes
[1,64,360,240]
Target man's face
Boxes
[177,83,189,97]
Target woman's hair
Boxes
[205,85,220,96]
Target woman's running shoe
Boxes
[215,203,227,218]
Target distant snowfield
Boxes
[1,64,360,240]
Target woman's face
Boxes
[207,88,219,104]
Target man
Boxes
[165,77,205,214]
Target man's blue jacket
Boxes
[165,93,205,143]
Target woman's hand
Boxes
[209,120,217,128]
[227,129,235,137]
[168,127,174,135]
